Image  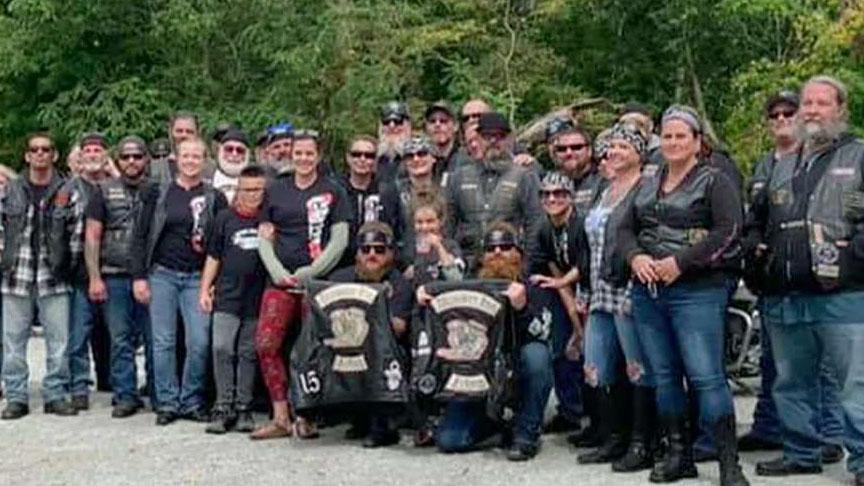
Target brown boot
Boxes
[250,422,292,441]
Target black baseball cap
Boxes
[477,112,511,134]
[764,91,800,115]
[424,101,454,120]
[79,132,109,149]
[149,138,172,158]
[220,128,249,146]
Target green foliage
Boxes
[0,0,861,177]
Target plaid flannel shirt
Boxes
[585,191,632,316]
[0,177,81,297]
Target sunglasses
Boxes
[460,113,483,123]
[359,245,388,255]
[539,189,571,200]
[28,145,54,154]
[222,145,247,155]
[382,117,406,127]
[119,153,145,161]
[768,109,796,120]
[406,150,430,159]
[485,243,515,253]
[554,143,588,153]
[349,150,377,160]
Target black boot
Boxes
[713,414,750,486]
[649,415,698,483]
[567,386,602,447]
[613,386,656,472]
[577,384,629,464]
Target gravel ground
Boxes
[0,337,852,486]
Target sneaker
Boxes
[44,400,78,416]
[206,410,236,435]
[71,395,89,411]
[235,410,255,433]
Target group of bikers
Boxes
[0,72,862,486]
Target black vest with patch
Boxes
[99,178,146,274]
[765,135,864,292]
[411,279,515,420]
[290,280,409,410]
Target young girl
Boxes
[409,194,464,287]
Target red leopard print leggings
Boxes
[255,287,305,403]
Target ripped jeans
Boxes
[583,310,653,388]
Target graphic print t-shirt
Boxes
[153,182,207,272]
[263,175,352,274]
[207,208,264,317]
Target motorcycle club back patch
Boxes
[411,279,515,408]
[290,280,408,410]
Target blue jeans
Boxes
[749,315,844,444]
[148,266,211,414]
[549,291,583,421]
[632,282,734,427]
[584,310,653,387]
[68,285,99,397]
[764,293,864,472]
[2,293,70,404]
[437,342,553,451]
[104,276,150,406]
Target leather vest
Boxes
[766,135,864,291]
[1,173,67,276]
[411,279,515,420]
[454,162,526,254]
[633,162,741,270]
[100,178,145,274]
[291,280,409,410]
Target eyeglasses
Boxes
[222,145,247,155]
[239,186,265,193]
[539,189,571,200]
[460,113,483,123]
[554,143,588,153]
[28,145,54,154]
[119,153,145,161]
[406,150,429,159]
[349,150,377,160]
[768,109,796,121]
[381,118,406,127]
[485,243,515,253]
[359,245,388,255]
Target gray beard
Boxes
[378,139,401,160]
[797,119,847,153]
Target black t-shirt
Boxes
[29,181,50,267]
[328,266,413,322]
[262,175,352,272]
[153,182,208,272]
[206,208,265,317]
